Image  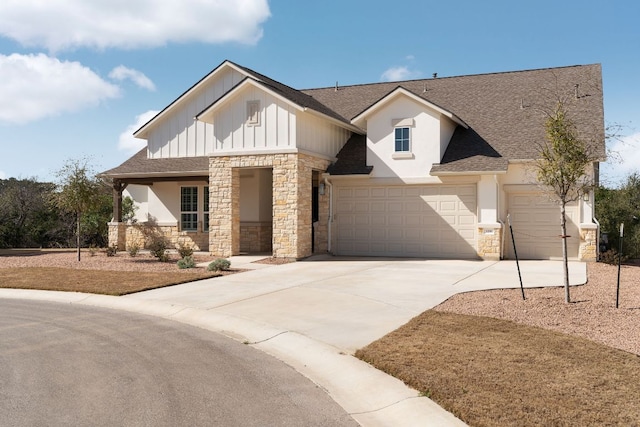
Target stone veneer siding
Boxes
[107,222,127,250]
[108,221,208,252]
[579,226,597,261]
[477,226,502,260]
[240,222,272,253]
[209,153,331,259]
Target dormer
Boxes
[351,87,467,179]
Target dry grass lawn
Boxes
[356,311,640,427]
[0,267,222,295]
[0,249,233,295]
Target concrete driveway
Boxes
[0,256,586,426]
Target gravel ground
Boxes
[435,262,640,355]
[2,252,638,355]
[0,250,223,273]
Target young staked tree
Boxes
[53,159,102,261]
[535,101,598,303]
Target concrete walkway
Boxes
[0,256,586,426]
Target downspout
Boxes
[498,219,506,259]
[593,217,601,260]
[324,176,333,253]
[495,174,506,259]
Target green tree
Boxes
[595,173,640,259]
[535,102,599,303]
[0,178,61,248]
[53,159,104,261]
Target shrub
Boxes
[127,243,140,257]
[177,255,196,269]
[208,258,231,272]
[600,248,628,265]
[105,245,117,257]
[148,237,169,262]
[177,242,194,258]
[89,245,99,257]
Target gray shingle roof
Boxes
[326,134,373,175]
[303,64,605,174]
[101,148,209,178]
[107,63,604,178]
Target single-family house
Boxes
[102,60,605,261]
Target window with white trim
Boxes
[180,187,198,231]
[203,186,209,232]
[395,127,410,152]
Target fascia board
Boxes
[196,78,305,124]
[352,87,468,129]
[134,60,251,139]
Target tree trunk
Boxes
[561,203,570,303]
[76,212,81,262]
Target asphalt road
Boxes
[0,299,357,427]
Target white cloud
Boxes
[0,171,6,179]
[0,53,121,124]
[0,0,271,51]
[601,132,640,186]
[109,65,156,91]
[118,110,160,154]
[380,66,421,82]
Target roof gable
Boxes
[134,60,252,139]
[304,64,605,173]
[351,86,468,129]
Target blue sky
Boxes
[0,0,638,187]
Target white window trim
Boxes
[392,152,415,159]
[392,118,415,157]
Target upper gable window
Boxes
[247,100,260,126]
[391,118,415,159]
[395,127,410,152]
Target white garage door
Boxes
[335,184,477,258]
[505,193,579,260]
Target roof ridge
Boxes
[301,63,601,92]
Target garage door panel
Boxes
[354,188,370,198]
[371,216,386,226]
[336,184,477,258]
[371,188,386,198]
[388,202,403,213]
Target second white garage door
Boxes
[334,184,477,258]
[505,192,580,260]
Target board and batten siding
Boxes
[212,87,350,157]
[147,67,246,159]
[213,86,297,152]
[297,113,351,158]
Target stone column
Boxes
[272,154,299,258]
[108,222,127,250]
[209,157,239,257]
[579,224,598,261]
[107,180,128,250]
[477,226,502,260]
[315,181,329,253]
